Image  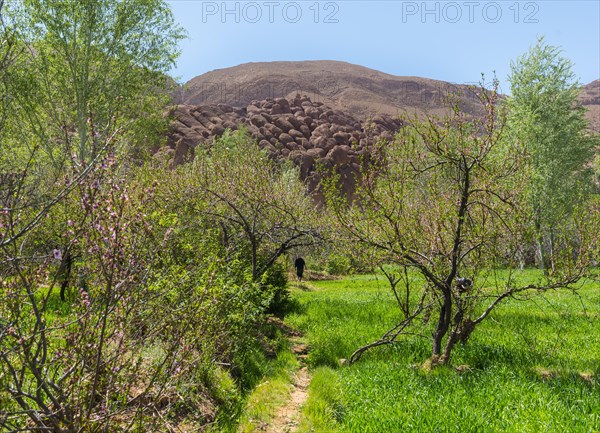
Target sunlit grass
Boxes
[286,270,600,432]
[295,366,344,433]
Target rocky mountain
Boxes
[175,60,485,120]
[168,61,491,199]
[167,62,599,198]
[175,61,599,132]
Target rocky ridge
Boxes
[168,94,403,199]
[176,60,484,121]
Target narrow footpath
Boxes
[262,328,311,432]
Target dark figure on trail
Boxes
[294,257,306,281]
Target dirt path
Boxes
[262,365,310,433]
[252,325,310,433]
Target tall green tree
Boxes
[0,0,184,266]
[4,0,185,163]
[507,37,596,272]
[0,2,242,431]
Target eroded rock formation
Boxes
[167,95,403,199]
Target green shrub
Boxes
[262,260,290,313]
[325,254,353,276]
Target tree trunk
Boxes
[537,235,552,276]
[441,295,465,364]
[431,289,452,363]
[549,230,556,273]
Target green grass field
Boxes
[284,271,600,433]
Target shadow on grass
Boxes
[271,295,306,318]
[294,283,312,292]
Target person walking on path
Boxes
[294,257,306,281]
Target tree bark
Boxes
[432,288,452,360]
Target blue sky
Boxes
[167,1,600,93]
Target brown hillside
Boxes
[168,63,598,198]
[177,61,598,133]
[178,60,485,120]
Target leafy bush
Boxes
[325,254,353,276]
[262,259,290,313]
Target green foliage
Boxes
[262,259,290,313]
[3,0,185,162]
[325,254,353,276]
[207,366,244,431]
[5,6,596,431]
[122,135,319,428]
[1,164,206,430]
[0,1,309,431]
[0,153,289,431]
[158,128,321,283]
[507,37,597,270]
[0,2,258,429]
[324,75,597,365]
